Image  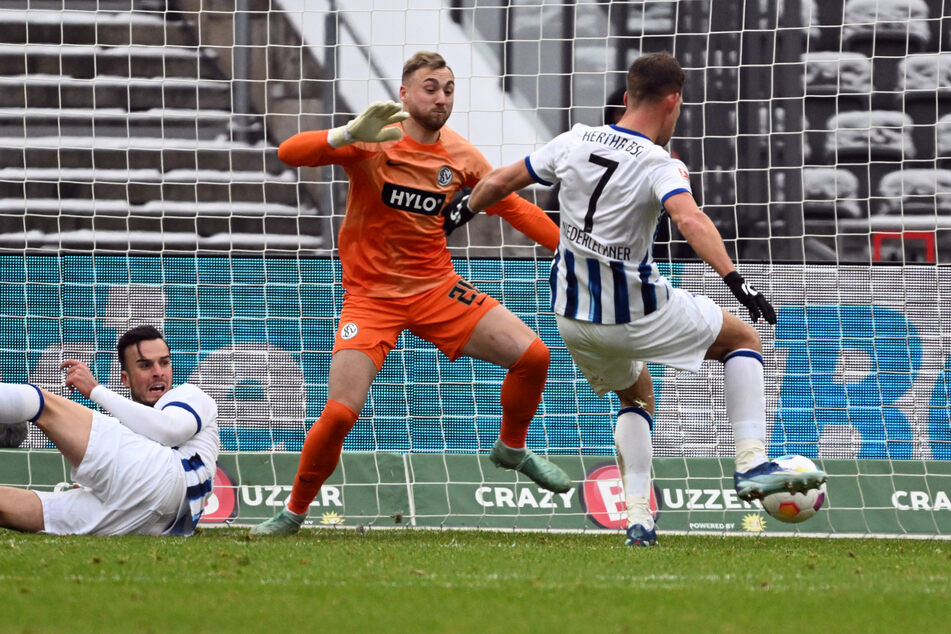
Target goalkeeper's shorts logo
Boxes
[340,322,359,340]
[437,166,453,187]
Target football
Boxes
[760,455,827,523]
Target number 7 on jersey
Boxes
[585,154,619,232]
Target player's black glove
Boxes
[442,187,476,236]
[723,271,776,324]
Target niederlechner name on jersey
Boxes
[581,129,646,158]
[382,183,447,216]
[564,224,632,260]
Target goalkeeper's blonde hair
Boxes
[402,51,452,84]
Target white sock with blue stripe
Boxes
[615,407,654,530]
[724,349,769,472]
[0,383,43,425]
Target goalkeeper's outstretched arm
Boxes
[277,101,410,167]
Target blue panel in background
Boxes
[772,305,920,459]
[5,256,944,459]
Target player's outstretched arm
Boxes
[328,100,410,148]
[88,385,203,447]
[664,192,776,324]
[467,161,559,250]
[469,161,535,213]
[447,156,535,239]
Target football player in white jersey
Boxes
[0,325,218,536]
[468,52,826,547]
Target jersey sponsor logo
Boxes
[579,462,660,529]
[201,464,239,523]
[437,166,453,187]
[381,183,447,216]
[678,167,689,179]
[340,321,358,340]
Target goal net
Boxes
[1,0,950,537]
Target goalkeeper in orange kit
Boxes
[251,51,570,535]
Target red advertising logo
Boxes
[579,462,660,530]
[200,464,238,524]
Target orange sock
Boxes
[286,399,359,515]
[498,338,549,449]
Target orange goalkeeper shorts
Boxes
[334,275,500,369]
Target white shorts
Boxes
[555,288,723,396]
[35,413,186,536]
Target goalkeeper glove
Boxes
[442,187,476,236]
[723,271,777,324]
[328,101,410,147]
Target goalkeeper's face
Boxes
[120,338,173,407]
[401,66,454,132]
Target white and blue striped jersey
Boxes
[526,123,692,324]
[157,384,219,533]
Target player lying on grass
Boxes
[0,325,218,536]
[251,51,571,536]
[467,52,827,547]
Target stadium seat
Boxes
[802,53,873,161]
[801,167,865,231]
[803,52,872,97]
[842,0,931,54]
[0,4,321,253]
[824,110,916,162]
[900,53,951,96]
[621,1,678,36]
[935,114,951,166]
[877,169,951,217]
[899,54,951,155]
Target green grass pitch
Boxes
[1,527,947,632]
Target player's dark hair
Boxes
[116,325,167,371]
[402,51,452,84]
[626,52,685,106]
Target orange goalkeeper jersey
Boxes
[278,123,557,298]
